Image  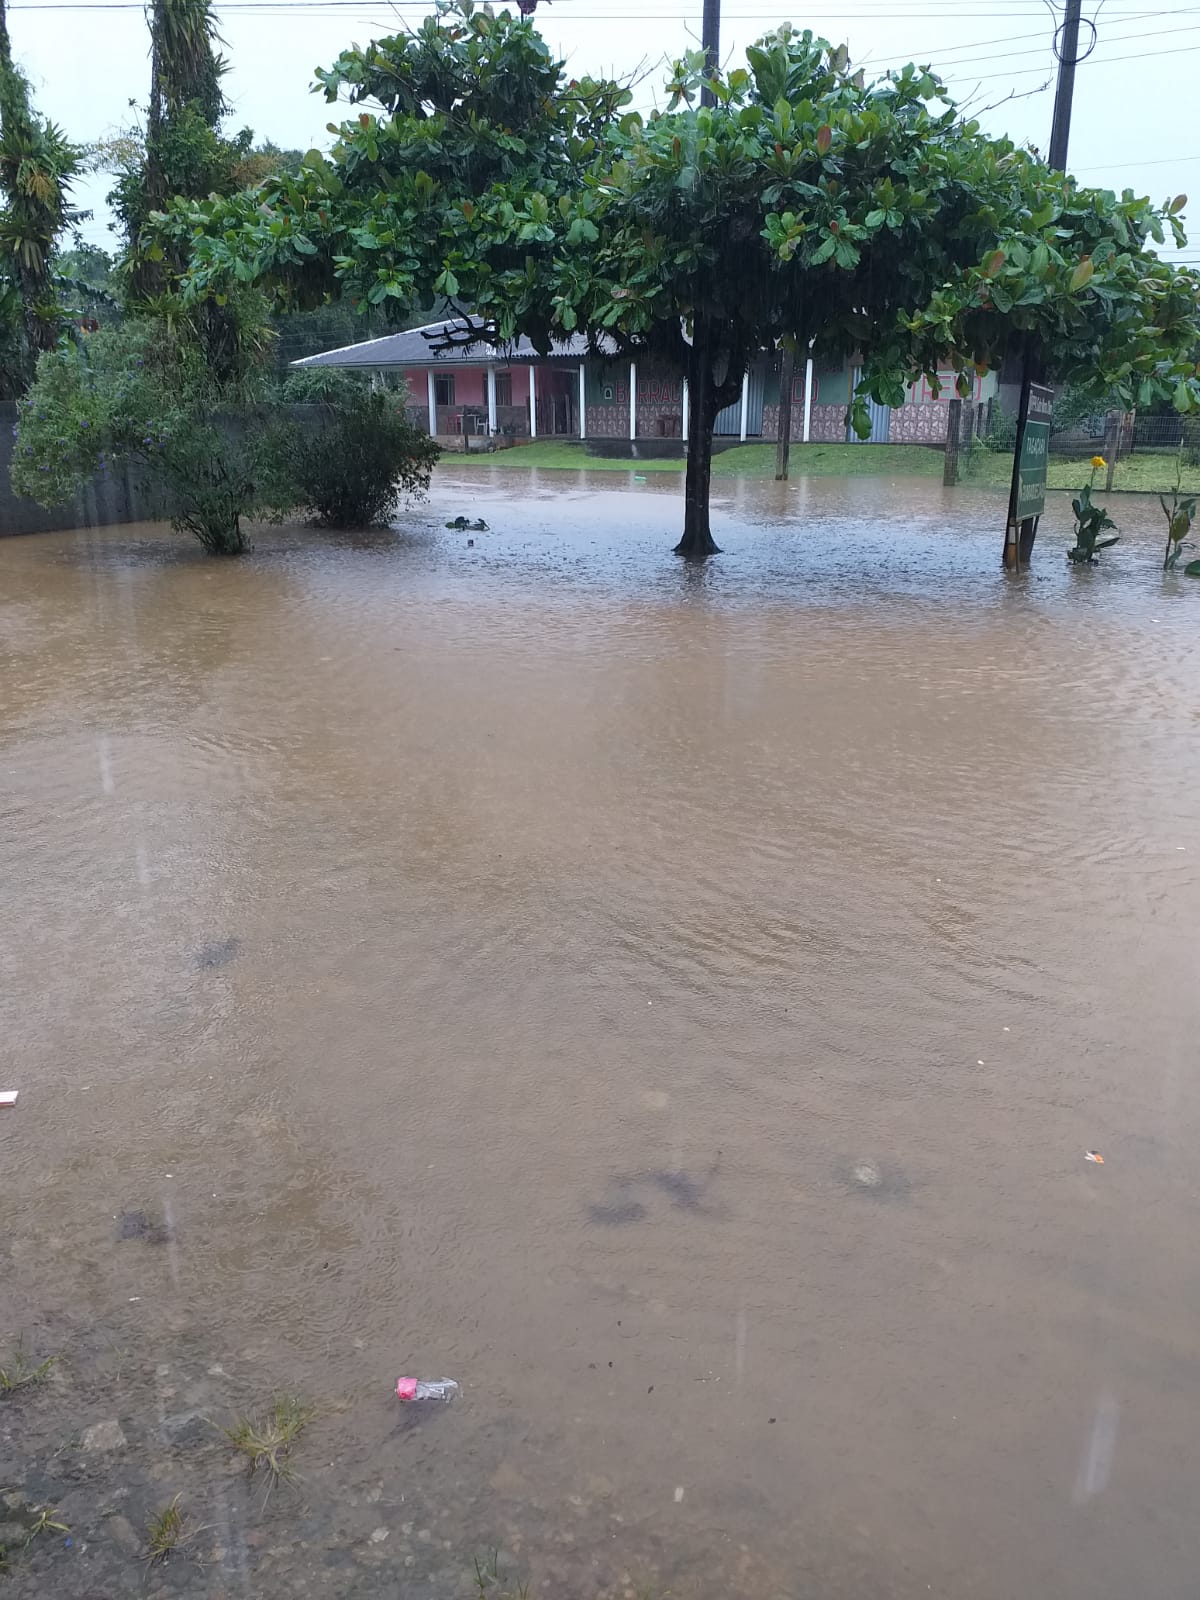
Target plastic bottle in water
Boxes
[396,1377,459,1403]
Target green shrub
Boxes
[274,369,440,527]
[11,317,291,554]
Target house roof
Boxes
[292,317,606,369]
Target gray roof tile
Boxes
[292,317,602,369]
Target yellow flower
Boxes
[1091,455,1107,469]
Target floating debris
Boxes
[396,1377,459,1403]
[0,1091,17,1109]
[1085,1150,1105,1165]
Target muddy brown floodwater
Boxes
[2,470,1199,1600]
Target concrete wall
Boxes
[0,403,162,538]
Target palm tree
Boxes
[148,0,227,124]
[0,0,81,384]
[134,0,228,299]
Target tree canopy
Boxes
[161,0,1200,556]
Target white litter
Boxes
[0,1091,18,1108]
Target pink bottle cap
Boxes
[396,1377,418,1401]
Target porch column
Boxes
[427,370,437,437]
[629,361,637,441]
[578,365,586,440]
[487,365,498,435]
[739,369,750,442]
[529,365,537,439]
[802,356,815,443]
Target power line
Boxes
[929,17,1200,68]
[943,36,1200,78]
[897,7,1199,62]
[1075,152,1200,169]
[8,1,1194,11]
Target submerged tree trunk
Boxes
[775,348,796,481]
[674,321,724,560]
[943,397,963,486]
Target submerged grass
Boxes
[440,439,1200,493]
[473,1548,530,1600]
[223,1395,313,1501]
[143,1495,193,1564]
[0,1346,56,1396]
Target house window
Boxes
[434,375,455,407]
[495,372,513,408]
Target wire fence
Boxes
[959,405,1200,494]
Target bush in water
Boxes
[11,317,289,555]
[273,369,440,527]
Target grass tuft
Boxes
[473,1548,530,1600]
[223,1395,313,1501]
[0,1346,56,1396]
[143,1495,190,1564]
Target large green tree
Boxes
[0,0,82,389]
[164,1,1200,558]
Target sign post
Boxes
[1005,382,1052,570]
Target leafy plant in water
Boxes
[1068,456,1119,564]
[23,1506,69,1547]
[1159,451,1200,573]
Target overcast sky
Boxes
[6,0,1197,270]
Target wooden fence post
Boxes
[1104,412,1120,492]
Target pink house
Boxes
[293,319,598,444]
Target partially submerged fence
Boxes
[958,407,1200,495]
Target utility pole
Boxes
[1048,0,1082,170]
[1004,0,1085,570]
[701,0,720,107]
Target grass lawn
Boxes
[440,438,1200,494]
[441,440,947,478]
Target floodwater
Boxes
[2,470,1198,1600]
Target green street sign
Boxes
[1015,384,1053,520]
